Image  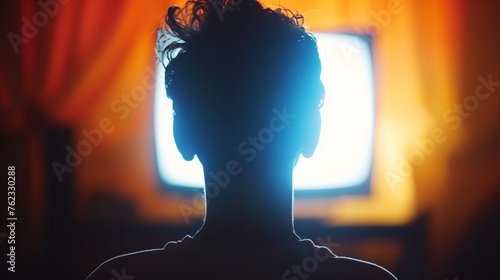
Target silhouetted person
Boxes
[87,1,397,279]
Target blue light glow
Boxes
[154,33,374,190]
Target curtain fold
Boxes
[1,0,170,129]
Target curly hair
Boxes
[156,0,324,141]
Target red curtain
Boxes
[1,0,175,129]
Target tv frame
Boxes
[153,32,375,199]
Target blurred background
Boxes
[1,0,499,279]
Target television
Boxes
[154,33,374,195]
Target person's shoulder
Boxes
[85,248,166,280]
[325,256,398,280]
[86,239,187,280]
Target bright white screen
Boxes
[155,33,374,190]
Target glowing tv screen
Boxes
[155,33,374,191]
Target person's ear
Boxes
[173,113,196,161]
[300,108,321,158]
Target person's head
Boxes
[157,0,324,168]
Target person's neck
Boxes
[194,157,300,247]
